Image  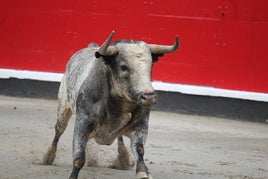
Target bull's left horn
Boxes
[95,31,118,58]
[149,36,180,54]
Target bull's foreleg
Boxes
[129,108,152,179]
[69,116,93,179]
[131,135,152,179]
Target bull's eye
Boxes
[120,65,128,72]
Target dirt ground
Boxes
[0,95,267,179]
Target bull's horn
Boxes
[96,31,118,58]
[149,36,180,54]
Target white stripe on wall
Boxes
[1,68,268,102]
[0,68,63,82]
[152,81,268,102]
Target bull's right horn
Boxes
[95,31,118,58]
[149,36,180,54]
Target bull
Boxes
[43,31,179,179]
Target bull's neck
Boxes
[107,93,137,114]
[105,82,136,114]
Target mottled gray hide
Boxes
[43,32,179,179]
[67,41,155,143]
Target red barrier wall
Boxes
[0,0,268,93]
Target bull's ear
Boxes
[151,53,164,62]
[102,55,117,66]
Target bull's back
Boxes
[62,47,97,112]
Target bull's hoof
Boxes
[87,159,98,167]
[136,172,153,179]
[109,157,135,170]
[42,146,56,165]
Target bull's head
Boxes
[95,31,179,106]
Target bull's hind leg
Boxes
[86,139,99,167]
[42,97,72,165]
[110,135,135,170]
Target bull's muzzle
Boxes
[139,92,157,106]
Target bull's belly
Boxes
[94,132,117,145]
[93,113,132,145]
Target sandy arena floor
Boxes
[0,95,267,179]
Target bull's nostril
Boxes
[146,92,156,96]
[139,92,157,105]
[141,95,147,101]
